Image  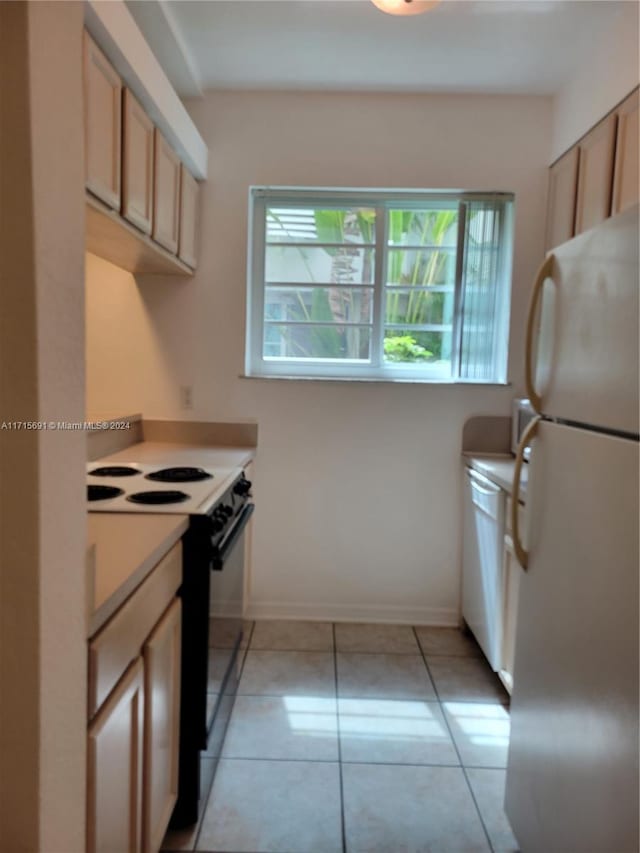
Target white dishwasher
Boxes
[462,467,506,671]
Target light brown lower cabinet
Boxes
[143,599,182,853]
[87,542,183,853]
[87,658,144,853]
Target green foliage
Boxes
[313,210,345,250]
[355,209,375,244]
[383,335,433,363]
[284,207,456,362]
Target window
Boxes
[246,188,514,382]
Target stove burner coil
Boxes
[145,467,213,483]
[88,465,142,477]
[126,490,190,505]
[88,485,125,501]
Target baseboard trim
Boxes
[244,600,459,626]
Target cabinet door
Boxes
[575,113,617,235]
[84,31,122,209]
[611,88,639,216]
[545,147,579,251]
[152,130,181,253]
[142,600,181,853]
[461,468,506,671]
[178,166,199,268]
[122,89,155,235]
[87,659,144,853]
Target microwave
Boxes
[511,398,536,457]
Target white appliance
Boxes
[462,467,506,670]
[505,205,639,852]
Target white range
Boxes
[87,461,241,514]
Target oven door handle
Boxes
[211,503,255,571]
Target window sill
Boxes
[239,374,511,387]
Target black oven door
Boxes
[207,503,255,732]
[171,501,254,829]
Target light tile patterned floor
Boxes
[162,620,519,853]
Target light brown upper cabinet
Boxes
[574,113,617,236]
[84,32,122,210]
[84,29,199,274]
[153,130,181,254]
[611,88,639,216]
[122,89,155,235]
[178,166,199,269]
[545,147,579,251]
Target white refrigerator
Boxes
[505,204,639,852]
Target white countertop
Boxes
[463,452,528,501]
[87,512,188,637]
[100,441,255,470]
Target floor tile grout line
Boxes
[246,645,334,653]
[214,756,470,769]
[216,756,339,764]
[234,690,508,707]
[412,625,496,853]
[410,625,438,695]
[333,622,348,853]
[246,647,446,656]
[234,691,338,699]
[243,620,257,662]
[209,753,507,771]
[242,645,494,660]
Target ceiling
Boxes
[126,0,632,98]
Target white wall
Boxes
[85,252,195,417]
[550,1,639,161]
[87,90,551,623]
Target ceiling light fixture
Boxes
[370,0,441,16]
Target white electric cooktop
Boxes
[86,462,240,514]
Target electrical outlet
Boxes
[180,385,193,410]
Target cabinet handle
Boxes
[466,469,501,496]
[512,416,540,570]
[525,254,555,413]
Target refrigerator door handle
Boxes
[512,415,540,569]
[525,254,555,414]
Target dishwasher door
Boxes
[462,467,506,671]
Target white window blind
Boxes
[458,199,513,383]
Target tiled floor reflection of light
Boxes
[338,699,448,743]
[443,701,510,747]
[282,696,338,737]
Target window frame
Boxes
[246,187,514,383]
